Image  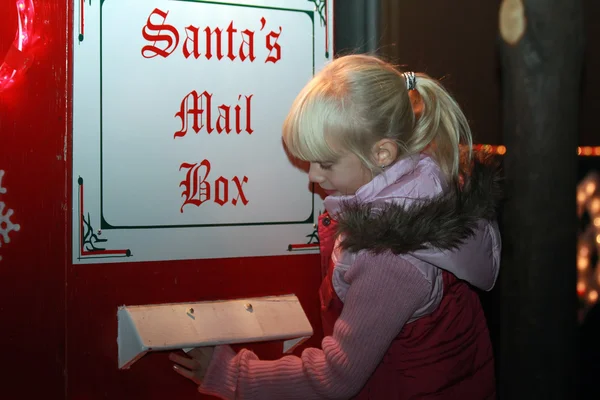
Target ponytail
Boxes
[280,54,472,180]
[408,75,473,179]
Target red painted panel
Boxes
[66,257,323,399]
[63,2,324,400]
[0,1,68,398]
[0,1,323,399]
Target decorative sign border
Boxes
[72,0,332,262]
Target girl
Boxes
[170,54,502,399]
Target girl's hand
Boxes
[169,347,215,385]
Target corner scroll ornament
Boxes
[307,0,330,58]
[287,210,321,252]
[77,177,132,260]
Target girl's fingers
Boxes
[173,364,201,384]
[188,347,214,363]
[169,352,200,370]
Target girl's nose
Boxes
[308,163,325,183]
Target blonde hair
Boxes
[282,54,473,180]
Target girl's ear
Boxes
[372,138,398,168]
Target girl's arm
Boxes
[198,251,431,400]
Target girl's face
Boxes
[308,150,373,197]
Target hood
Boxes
[325,153,503,291]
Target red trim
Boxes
[331,0,335,56]
[324,1,328,56]
[81,249,129,256]
[79,178,84,255]
[288,243,320,251]
[80,0,84,37]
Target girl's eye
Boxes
[319,163,333,170]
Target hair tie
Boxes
[403,71,416,91]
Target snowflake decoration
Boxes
[0,170,21,262]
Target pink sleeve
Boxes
[198,252,431,400]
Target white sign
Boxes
[72,0,332,264]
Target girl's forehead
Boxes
[320,149,356,164]
[322,134,350,153]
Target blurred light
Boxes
[579,146,600,157]
[0,0,36,93]
[470,145,600,157]
[586,183,597,196]
[592,198,600,214]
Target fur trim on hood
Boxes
[335,154,503,255]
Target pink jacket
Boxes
[199,154,502,400]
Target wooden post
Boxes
[498,0,584,398]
